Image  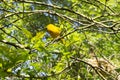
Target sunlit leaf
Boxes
[22,28,32,38]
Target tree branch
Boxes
[0,40,31,50]
[16,0,91,20]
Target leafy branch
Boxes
[45,23,95,46]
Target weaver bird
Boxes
[46,24,64,43]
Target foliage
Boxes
[0,0,120,80]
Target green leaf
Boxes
[22,28,32,38]
[31,32,45,43]
[115,68,120,73]
[0,35,3,40]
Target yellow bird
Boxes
[47,24,61,38]
[46,24,64,43]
